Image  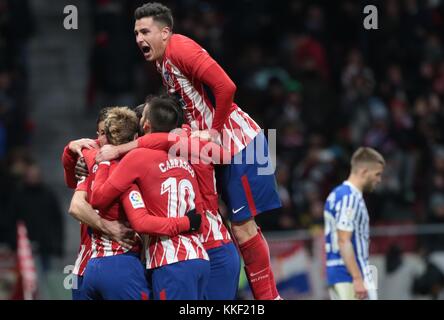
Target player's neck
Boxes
[346,175,364,193]
[156,34,173,64]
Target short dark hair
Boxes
[145,97,179,133]
[168,95,185,127]
[133,103,147,137]
[133,104,146,121]
[96,107,111,126]
[134,2,173,29]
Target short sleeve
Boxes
[336,194,357,232]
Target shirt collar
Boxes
[344,180,363,196]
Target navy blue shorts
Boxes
[82,252,150,300]
[205,242,241,300]
[218,131,282,223]
[71,274,85,300]
[151,259,210,300]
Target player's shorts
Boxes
[204,241,241,300]
[71,274,85,300]
[82,252,150,300]
[217,131,282,223]
[328,281,378,300]
[151,258,210,300]
[328,282,356,300]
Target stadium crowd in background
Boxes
[86,0,444,245]
[0,0,65,258]
[2,0,444,299]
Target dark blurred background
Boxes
[1,0,444,299]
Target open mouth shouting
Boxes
[141,44,152,58]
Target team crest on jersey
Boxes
[129,190,145,209]
[345,207,354,218]
[92,164,98,174]
[163,68,175,89]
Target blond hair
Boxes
[104,107,139,146]
[351,147,385,172]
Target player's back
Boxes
[82,149,141,258]
[128,148,208,268]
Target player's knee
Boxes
[231,218,258,244]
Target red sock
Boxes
[256,228,281,300]
[239,230,274,300]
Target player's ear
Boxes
[143,120,151,134]
[161,26,171,40]
[361,167,369,177]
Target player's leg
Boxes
[328,282,356,300]
[151,259,210,300]
[218,131,281,300]
[97,253,150,300]
[71,274,85,300]
[197,259,210,300]
[204,242,241,300]
[81,259,102,300]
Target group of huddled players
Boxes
[61,2,283,300]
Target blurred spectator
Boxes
[413,260,444,299]
[7,161,64,272]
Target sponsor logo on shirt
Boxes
[129,191,145,209]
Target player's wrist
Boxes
[96,217,106,233]
[178,216,191,233]
[352,275,363,281]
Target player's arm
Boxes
[90,151,146,209]
[95,140,138,163]
[62,144,79,189]
[173,37,236,133]
[95,131,181,163]
[200,63,236,132]
[138,131,231,165]
[337,230,368,300]
[336,198,368,300]
[121,184,201,236]
[62,139,98,188]
[68,189,135,249]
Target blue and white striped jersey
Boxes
[324,181,370,286]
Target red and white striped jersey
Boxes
[72,178,92,276]
[90,148,210,269]
[156,34,261,156]
[136,132,232,250]
[81,151,142,260]
[191,161,232,251]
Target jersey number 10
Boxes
[161,177,196,218]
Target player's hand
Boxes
[353,278,368,300]
[100,219,136,249]
[68,138,99,157]
[96,145,120,162]
[185,209,201,232]
[75,157,89,180]
[190,129,221,144]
